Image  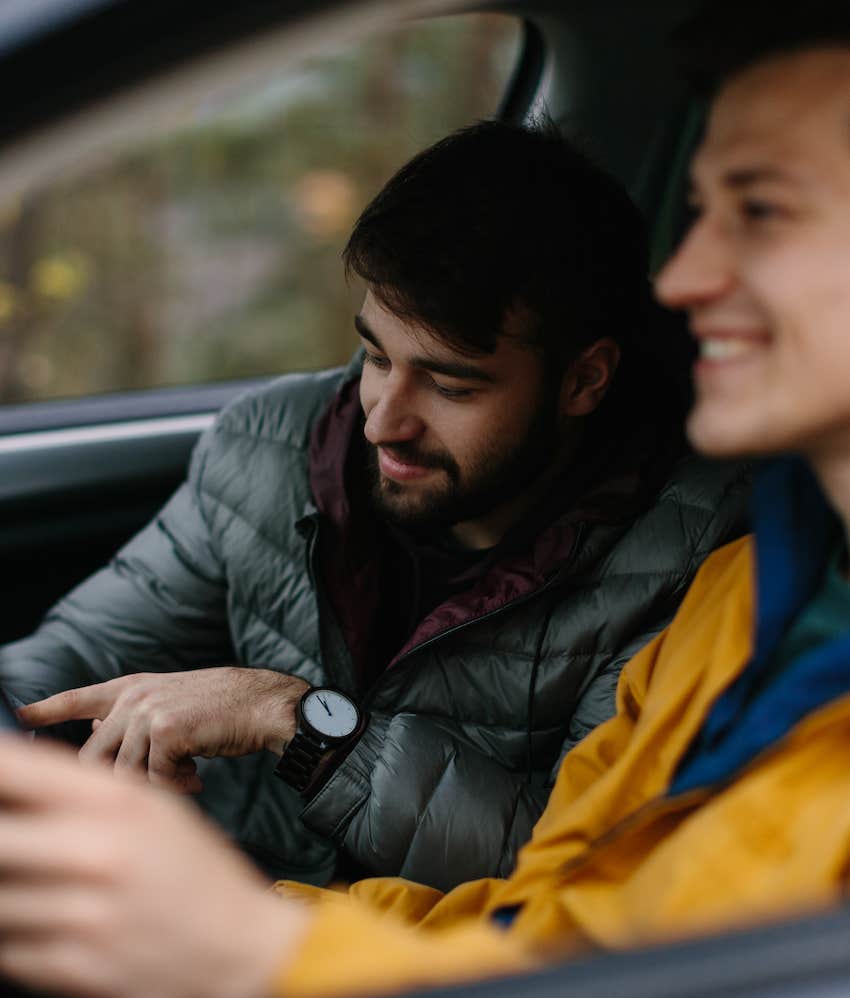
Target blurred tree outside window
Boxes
[0,14,520,405]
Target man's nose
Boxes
[363,377,425,445]
[655,216,735,311]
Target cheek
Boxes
[749,238,850,352]
[687,237,850,456]
[447,400,533,468]
[422,404,492,465]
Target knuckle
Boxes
[120,673,154,699]
[148,711,179,741]
[119,687,145,709]
[61,688,80,711]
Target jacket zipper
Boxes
[361,523,586,709]
[299,512,359,693]
[301,511,585,707]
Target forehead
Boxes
[359,290,469,358]
[693,47,850,188]
[359,289,541,379]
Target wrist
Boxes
[256,672,310,756]
[274,687,368,796]
[299,717,367,799]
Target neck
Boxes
[449,483,550,550]
[450,439,578,551]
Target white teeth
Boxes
[699,338,758,360]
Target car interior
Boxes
[1,1,850,995]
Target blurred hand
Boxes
[17,668,310,793]
[0,735,307,998]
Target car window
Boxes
[0,13,519,406]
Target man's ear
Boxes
[558,337,621,417]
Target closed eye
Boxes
[363,350,390,370]
[429,378,474,400]
[740,198,784,221]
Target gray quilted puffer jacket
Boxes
[0,359,749,891]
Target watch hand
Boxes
[317,696,332,717]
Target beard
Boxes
[366,389,562,531]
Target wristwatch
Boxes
[274,686,365,795]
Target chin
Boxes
[373,488,444,529]
[685,409,774,460]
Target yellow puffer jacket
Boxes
[275,535,850,997]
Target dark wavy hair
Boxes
[344,118,651,370]
[674,1,850,94]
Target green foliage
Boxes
[0,14,518,404]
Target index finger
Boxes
[17,683,119,729]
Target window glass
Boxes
[0,14,520,405]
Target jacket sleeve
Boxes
[0,431,232,712]
[300,711,560,890]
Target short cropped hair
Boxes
[343,119,650,373]
[675,1,850,95]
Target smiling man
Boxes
[0,120,743,891]
[355,298,578,548]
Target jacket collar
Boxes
[669,457,847,795]
[750,456,842,666]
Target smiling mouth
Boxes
[696,337,766,362]
[378,447,438,482]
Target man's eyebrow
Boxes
[354,314,383,351]
[689,163,802,195]
[409,356,495,383]
[354,314,495,383]
[722,165,797,188]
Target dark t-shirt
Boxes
[364,525,491,687]
[363,477,586,687]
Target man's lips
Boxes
[691,329,771,369]
[377,447,437,482]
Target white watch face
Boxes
[302,689,358,739]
